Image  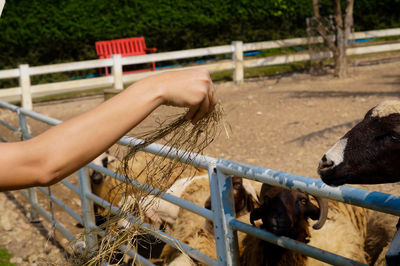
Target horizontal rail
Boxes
[351,28,400,39]
[60,180,81,195]
[30,75,113,95]
[37,186,83,224]
[0,87,20,98]
[0,68,19,79]
[230,219,365,266]
[216,159,400,216]
[18,190,76,242]
[117,136,216,170]
[30,58,113,76]
[121,45,233,65]
[347,42,400,56]
[0,120,17,132]
[0,102,62,125]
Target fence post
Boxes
[18,111,40,222]
[78,167,98,255]
[112,54,123,90]
[19,64,32,110]
[232,41,244,85]
[208,165,240,266]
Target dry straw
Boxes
[77,104,224,265]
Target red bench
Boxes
[95,37,157,75]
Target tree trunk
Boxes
[332,0,346,77]
[312,0,354,78]
[312,0,336,53]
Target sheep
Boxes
[160,175,260,266]
[240,185,370,265]
[316,100,400,265]
[88,151,207,226]
[240,183,328,266]
[87,151,210,262]
[317,100,400,186]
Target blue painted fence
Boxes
[0,100,399,266]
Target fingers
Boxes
[185,81,217,124]
[191,93,210,124]
[185,105,199,122]
[208,83,217,114]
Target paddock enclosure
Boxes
[1,57,400,265]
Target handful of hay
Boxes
[81,104,224,265]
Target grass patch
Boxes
[0,248,15,266]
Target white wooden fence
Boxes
[0,28,400,110]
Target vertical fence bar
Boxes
[209,165,239,265]
[112,54,123,90]
[78,167,98,254]
[209,165,229,265]
[386,227,400,265]
[19,64,32,110]
[232,41,244,85]
[18,111,40,222]
[216,170,240,266]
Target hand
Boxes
[137,68,218,124]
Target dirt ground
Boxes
[1,55,400,265]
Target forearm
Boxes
[0,68,216,191]
[0,80,163,190]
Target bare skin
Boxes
[0,68,217,191]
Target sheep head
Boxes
[318,100,400,186]
[250,184,328,241]
[89,154,109,185]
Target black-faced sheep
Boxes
[240,183,328,266]
[316,100,400,265]
[160,175,259,266]
[317,100,400,186]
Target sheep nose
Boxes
[318,155,335,172]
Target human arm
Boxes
[0,68,217,191]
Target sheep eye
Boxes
[300,198,307,205]
[390,132,400,143]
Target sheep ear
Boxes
[250,207,263,226]
[101,157,109,168]
[204,196,212,210]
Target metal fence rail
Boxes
[1,100,400,265]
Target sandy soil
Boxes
[1,55,400,265]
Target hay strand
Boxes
[78,104,224,265]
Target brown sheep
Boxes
[240,183,328,266]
